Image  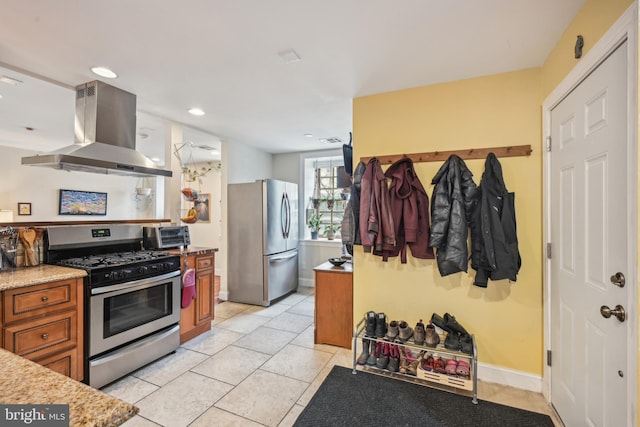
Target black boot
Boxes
[374,312,387,338]
[430,313,453,333]
[356,338,370,365]
[365,311,376,337]
[443,313,468,336]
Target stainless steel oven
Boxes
[88,271,180,387]
[46,225,182,388]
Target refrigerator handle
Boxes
[281,193,287,238]
[284,193,291,238]
[269,252,297,262]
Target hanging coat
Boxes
[383,157,434,263]
[429,155,478,276]
[470,153,521,287]
[359,158,395,255]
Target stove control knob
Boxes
[138,266,148,274]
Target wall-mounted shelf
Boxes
[360,144,532,165]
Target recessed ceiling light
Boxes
[91,67,118,79]
[304,133,313,138]
[278,49,301,64]
[188,108,205,116]
[0,94,3,99]
[0,76,22,85]
[151,157,161,162]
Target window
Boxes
[303,155,350,240]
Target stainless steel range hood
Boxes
[22,81,172,177]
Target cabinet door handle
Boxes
[41,333,49,340]
[41,296,48,302]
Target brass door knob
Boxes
[610,272,625,288]
[600,305,626,322]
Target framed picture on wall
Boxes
[194,193,210,222]
[59,189,107,215]
[17,202,31,216]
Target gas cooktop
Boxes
[57,250,175,270]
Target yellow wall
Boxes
[542,0,634,97]
[353,68,543,374]
[352,0,635,379]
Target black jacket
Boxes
[429,155,478,276]
[470,153,521,287]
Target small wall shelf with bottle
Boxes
[352,317,478,404]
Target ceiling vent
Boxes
[321,137,343,144]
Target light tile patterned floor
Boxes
[103,287,562,426]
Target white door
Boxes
[550,40,629,426]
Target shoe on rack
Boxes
[421,354,435,372]
[444,332,461,351]
[406,359,419,376]
[385,320,399,341]
[456,359,471,379]
[397,320,414,343]
[375,313,388,338]
[433,355,447,374]
[365,311,376,337]
[443,313,469,336]
[425,323,440,348]
[413,319,426,346]
[356,338,370,365]
[430,313,453,334]
[398,346,408,374]
[387,344,400,372]
[444,359,458,376]
[367,341,381,366]
[459,333,473,355]
[376,342,390,370]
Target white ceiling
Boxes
[0,0,585,165]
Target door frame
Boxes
[542,2,638,423]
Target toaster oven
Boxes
[143,226,191,249]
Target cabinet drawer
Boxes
[196,255,214,270]
[4,279,78,323]
[4,311,77,358]
[35,348,79,380]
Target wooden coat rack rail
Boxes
[360,144,532,165]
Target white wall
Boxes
[224,139,272,184]
[0,146,159,221]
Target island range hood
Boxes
[22,80,172,177]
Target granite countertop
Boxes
[0,349,138,426]
[0,264,87,291]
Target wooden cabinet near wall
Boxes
[314,261,353,349]
[2,278,84,381]
[177,250,216,344]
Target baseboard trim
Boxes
[219,290,229,301]
[299,278,314,288]
[477,362,542,393]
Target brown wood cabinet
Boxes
[2,278,84,381]
[314,261,353,349]
[179,252,215,343]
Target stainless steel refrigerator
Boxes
[228,179,298,306]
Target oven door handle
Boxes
[90,270,181,295]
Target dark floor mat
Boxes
[294,365,554,427]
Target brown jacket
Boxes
[359,158,395,254]
[384,157,434,263]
